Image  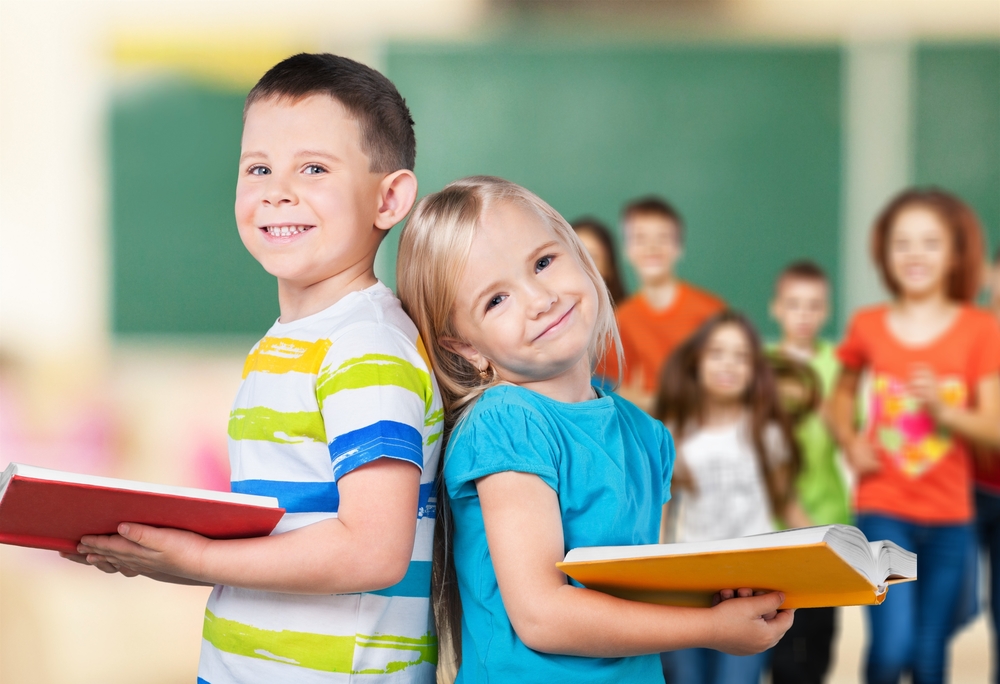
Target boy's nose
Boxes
[263,177,298,205]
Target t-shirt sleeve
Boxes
[836,313,869,371]
[444,404,559,501]
[660,423,677,505]
[317,323,433,482]
[971,315,1000,381]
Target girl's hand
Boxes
[709,591,794,656]
[909,365,943,418]
[76,523,209,581]
[846,435,880,476]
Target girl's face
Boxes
[698,323,753,403]
[447,201,599,390]
[576,229,612,281]
[887,206,954,299]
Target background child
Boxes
[655,310,807,684]
[397,176,793,683]
[598,197,725,412]
[65,54,442,683]
[571,216,627,305]
[768,260,851,684]
[830,188,1000,684]
[976,246,1000,683]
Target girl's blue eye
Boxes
[304,164,326,175]
[248,165,270,176]
[536,255,553,272]
[486,294,506,311]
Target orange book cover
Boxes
[557,525,916,610]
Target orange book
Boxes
[557,525,916,610]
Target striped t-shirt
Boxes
[198,282,442,684]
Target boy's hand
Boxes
[76,523,209,581]
[709,591,794,655]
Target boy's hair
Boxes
[654,310,801,518]
[245,53,416,173]
[398,176,621,419]
[621,196,685,244]
[871,187,984,302]
[773,259,828,298]
[571,216,627,305]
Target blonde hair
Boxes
[397,175,621,422]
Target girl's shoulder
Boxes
[450,385,554,445]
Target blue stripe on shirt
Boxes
[230,479,436,518]
[370,560,432,598]
[329,420,424,480]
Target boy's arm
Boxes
[476,470,792,657]
[77,458,420,594]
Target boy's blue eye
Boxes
[486,294,506,311]
[248,165,270,176]
[304,164,326,175]
[535,255,553,272]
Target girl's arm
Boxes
[829,368,880,475]
[477,471,793,657]
[74,459,420,594]
[910,370,1000,449]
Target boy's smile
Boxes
[236,94,386,312]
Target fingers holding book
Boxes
[709,590,795,655]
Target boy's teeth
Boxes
[266,225,310,237]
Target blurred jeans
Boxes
[856,514,975,684]
[977,488,1000,684]
[663,647,769,684]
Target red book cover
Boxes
[0,463,285,554]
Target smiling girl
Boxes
[396,176,792,683]
[830,188,1000,684]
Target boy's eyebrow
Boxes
[237,149,344,164]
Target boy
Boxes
[599,197,724,411]
[767,260,850,684]
[67,54,441,683]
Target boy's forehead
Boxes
[776,275,829,299]
[241,93,362,151]
[624,212,678,237]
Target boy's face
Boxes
[623,213,682,285]
[770,277,829,346]
[236,94,384,288]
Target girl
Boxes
[655,311,807,684]
[830,188,1000,684]
[571,216,627,305]
[396,176,793,683]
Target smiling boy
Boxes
[71,54,442,683]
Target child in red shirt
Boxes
[831,189,1000,684]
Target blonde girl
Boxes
[397,176,793,683]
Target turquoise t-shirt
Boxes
[444,384,675,684]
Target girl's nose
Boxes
[525,282,558,317]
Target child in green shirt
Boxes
[768,260,850,684]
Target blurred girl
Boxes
[571,216,627,305]
[655,311,807,684]
[830,188,1000,684]
[397,176,793,683]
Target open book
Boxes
[0,463,285,554]
[557,525,916,609]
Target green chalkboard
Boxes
[914,43,1000,256]
[383,43,843,337]
[111,79,276,336]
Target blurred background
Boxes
[0,0,997,681]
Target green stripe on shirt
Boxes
[317,353,434,414]
[227,407,325,444]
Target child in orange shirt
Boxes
[598,197,724,411]
[830,189,1000,684]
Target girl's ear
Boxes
[439,336,487,373]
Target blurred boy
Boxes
[599,197,724,411]
[68,54,441,683]
[768,260,850,684]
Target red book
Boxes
[0,463,285,554]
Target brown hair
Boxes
[871,187,985,302]
[571,216,627,305]
[621,196,685,245]
[773,259,828,297]
[654,311,800,516]
[245,53,416,173]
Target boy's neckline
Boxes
[270,281,386,331]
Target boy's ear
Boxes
[374,170,418,232]
[438,336,487,373]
